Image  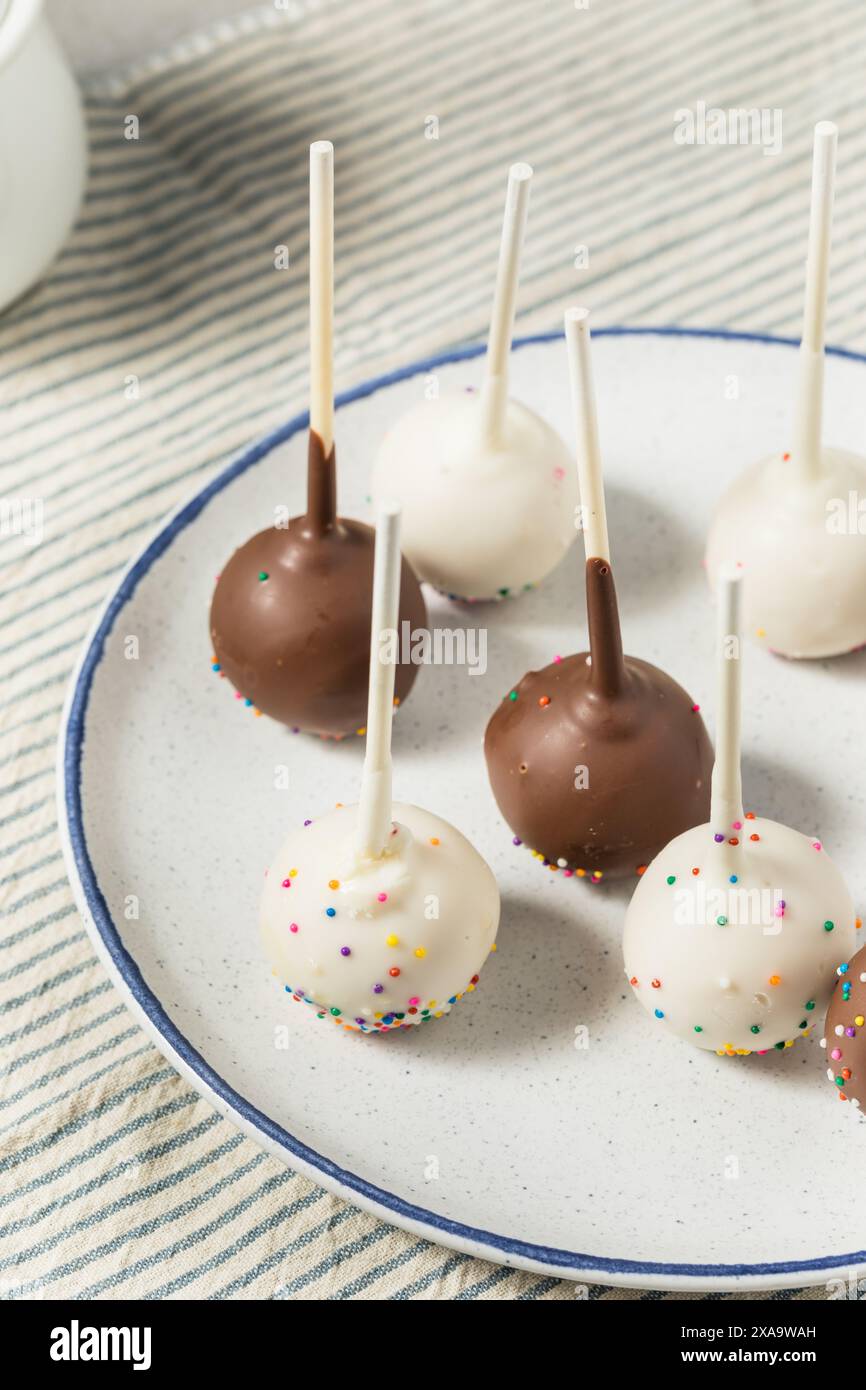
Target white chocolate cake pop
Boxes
[260,505,500,1034]
[623,571,855,1055]
[706,123,866,659]
[371,164,576,601]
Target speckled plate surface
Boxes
[58,330,866,1292]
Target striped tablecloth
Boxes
[3,0,865,1301]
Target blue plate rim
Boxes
[58,326,866,1286]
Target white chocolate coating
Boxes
[705,446,866,659]
[371,390,577,600]
[261,802,500,1033]
[623,816,855,1055]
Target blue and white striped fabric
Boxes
[2,0,864,1299]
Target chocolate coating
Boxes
[210,431,427,737]
[484,558,713,879]
[824,944,866,1108]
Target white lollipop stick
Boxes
[480,162,532,447]
[791,121,837,482]
[710,569,744,835]
[309,140,334,454]
[565,307,610,563]
[356,503,402,860]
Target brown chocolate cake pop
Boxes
[485,559,712,879]
[484,309,712,881]
[823,943,866,1109]
[210,432,426,737]
[209,141,426,738]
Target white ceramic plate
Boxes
[59,330,866,1293]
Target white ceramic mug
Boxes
[0,0,87,310]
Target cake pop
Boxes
[822,943,866,1107]
[705,122,866,659]
[484,308,713,882]
[371,163,576,601]
[210,142,426,736]
[260,504,500,1034]
[624,570,856,1054]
